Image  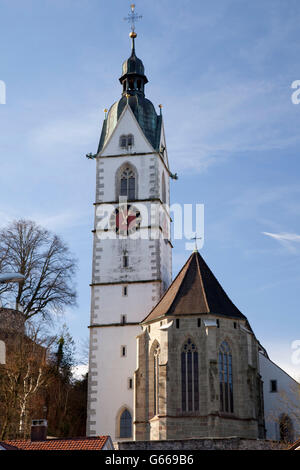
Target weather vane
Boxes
[124,4,142,33]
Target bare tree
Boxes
[44,325,88,438]
[0,322,56,439]
[0,219,77,321]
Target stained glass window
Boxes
[153,346,160,415]
[120,409,132,438]
[219,341,233,413]
[181,339,199,412]
[120,167,136,200]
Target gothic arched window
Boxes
[181,338,199,412]
[120,166,136,200]
[153,346,160,415]
[119,409,132,438]
[219,341,234,413]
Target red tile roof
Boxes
[288,438,300,450]
[0,436,110,451]
[143,251,247,323]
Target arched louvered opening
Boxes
[119,134,134,150]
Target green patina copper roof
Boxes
[97,36,161,153]
[98,95,161,153]
[122,49,145,76]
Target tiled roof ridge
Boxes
[142,251,195,323]
[288,438,300,450]
[2,435,107,443]
[0,435,110,450]
[195,251,210,313]
[164,251,197,315]
[196,252,247,320]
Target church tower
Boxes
[87,17,172,441]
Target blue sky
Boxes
[0,0,300,378]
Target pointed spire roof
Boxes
[97,32,162,153]
[121,34,147,80]
[143,251,247,323]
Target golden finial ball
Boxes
[159,104,163,109]
[129,31,137,38]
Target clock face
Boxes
[110,204,142,236]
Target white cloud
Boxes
[263,232,300,243]
[29,109,100,152]
[30,210,88,232]
[262,231,300,254]
[72,363,88,380]
[0,210,15,227]
[228,185,300,223]
[263,341,300,382]
[0,209,87,233]
[165,79,300,173]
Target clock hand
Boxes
[120,206,128,225]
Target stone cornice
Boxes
[90,279,162,287]
[98,151,171,176]
[89,322,140,329]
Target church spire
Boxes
[120,4,148,97]
[97,3,162,153]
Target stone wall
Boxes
[115,437,286,450]
[0,308,25,333]
[134,314,265,441]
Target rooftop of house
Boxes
[288,438,300,450]
[0,436,112,451]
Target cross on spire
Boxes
[191,234,202,252]
[124,4,142,33]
